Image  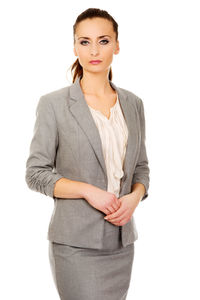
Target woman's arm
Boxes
[53,178,93,199]
[131,97,150,201]
[54,177,122,216]
[25,96,65,199]
[131,182,146,202]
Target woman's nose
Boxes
[90,43,99,55]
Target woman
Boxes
[25,8,150,300]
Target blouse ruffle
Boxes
[87,93,128,198]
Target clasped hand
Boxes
[104,192,140,226]
[84,185,141,226]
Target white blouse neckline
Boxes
[87,93,119,121]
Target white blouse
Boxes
[87,93,128,198]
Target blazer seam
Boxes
[49,101,59,148]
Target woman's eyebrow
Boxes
[78,35,111,40]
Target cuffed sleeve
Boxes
[25,96,64,199]
[132,97,150,201]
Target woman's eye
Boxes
[80,40,89,45]
[80,39,109,46]
[100,39,109,44]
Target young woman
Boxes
[25,8,150,300]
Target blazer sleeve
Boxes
[25,96,64,199]
[131,97,150,201]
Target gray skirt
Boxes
[48,227,135,300]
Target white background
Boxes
[1,0,200,299]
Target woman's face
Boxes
[73,17,119,75]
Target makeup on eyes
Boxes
[80,39,109,45]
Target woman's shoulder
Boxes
[39,85,70,102]
[36,85,70,111]
[117,85,144,110]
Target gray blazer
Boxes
[25,77,150,249]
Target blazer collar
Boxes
[68,77,139,191]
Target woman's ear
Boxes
[114,41,120,55]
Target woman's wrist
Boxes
[81,182,97,200]
[131,183,146,202]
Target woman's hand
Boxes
[103,192,141,226]
[83,184,121,215]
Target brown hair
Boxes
[70,8,118,83]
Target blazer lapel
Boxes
[68,77,139,184]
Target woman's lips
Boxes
[89,60,102,64]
